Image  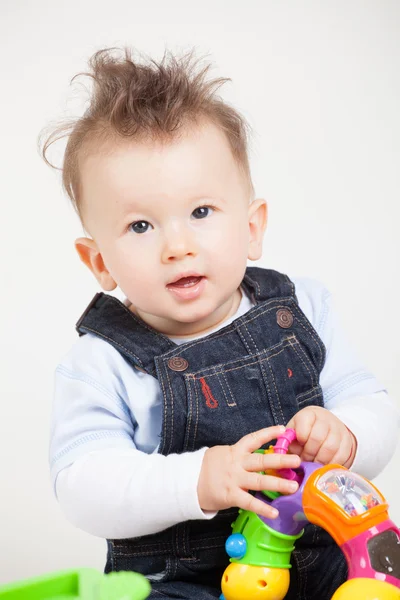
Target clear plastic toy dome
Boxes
[317,469,384,517]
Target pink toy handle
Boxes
[274,428,302,483]
[274,428,297,454]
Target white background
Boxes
[0,0,399,585]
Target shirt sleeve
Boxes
[55,446,215,539]
[295,278,400,479]
[50,339,216,539]
[328,391,399,480]
[50,363,135,485]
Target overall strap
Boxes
[242,267,296,303]
[75,293,174,377]
[75,268,297,377]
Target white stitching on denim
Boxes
[218,374,233,407]
[259,357,280,425]
[188,376,200,452]
[189,337,296,377]
[298,550,320,571]
[287,336,318,386]
[297,391,323,407]
[254,277,262,297]
[192,535,231,543]
[193,377,199,451]
[170,556,178,580]
[293,315,324,367]
[184,377,193,452]
[114,299,174,342]
[296,386,320,401]
[295,549,312,566]
[236,325,254,354]
[174,528,179,567]
[184,523,189,557]
[285,274,296,298]
[164,366,175,455]
[159,300,293,357]
[113,542,172,554]
[191,346,288,379]
[293,547,308,599]
[189,542,225,550]
[220,371,237,407]
[157,362,169,455]
[108,540,116,571]
[78,325,146,367]
[267,357,285,424]
[303,552,308,600]
[242,321,259,353]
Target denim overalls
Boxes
[77,267,347,600]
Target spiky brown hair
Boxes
[41,47,253,218]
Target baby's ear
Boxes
[248,198,268,261]
[75,237,117,291]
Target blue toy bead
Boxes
[225,533,247,559]
[219,595,226,600]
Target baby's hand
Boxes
[287,406,357,467]
[197,425,302,520]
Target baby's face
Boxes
[78,121,266,336]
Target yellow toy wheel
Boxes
[221,563,290,600]
[331,578,400,600]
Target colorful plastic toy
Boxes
[220,429,400,600]
[0,568,151,599]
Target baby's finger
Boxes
[234,489,280,520]
[291,411,316,445]
[301,420,329,462]
[243,471,299,495]
[245,451,301,472]
[287,441,303,456]
[236,425,286,454]
[331,434,353,467]
[314,430,341,465]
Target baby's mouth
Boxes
[167,276,203,289]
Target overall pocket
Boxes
[182,335,322,450]
[106,538,170,580]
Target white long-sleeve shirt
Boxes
[50,278,399,539]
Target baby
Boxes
[44,48,399,600]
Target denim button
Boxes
[168,357,189,371]
[276,308,293,328]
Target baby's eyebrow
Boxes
[116,199,146,215]
[115,193,227,219]
[190,194,226,204]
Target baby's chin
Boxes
[159,308,222,336]
[171,311,234,337]
[130,303,212,334]
[163,291,241,333]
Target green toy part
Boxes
[0,568,151,600]
[231,508,303,569]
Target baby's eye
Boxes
[191,206,214,219]
[129,220,153,234]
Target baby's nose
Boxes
[161,227,197,262]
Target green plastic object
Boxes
[0,568,151,600]
[253,449,281,501]
[231,509,303,569]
